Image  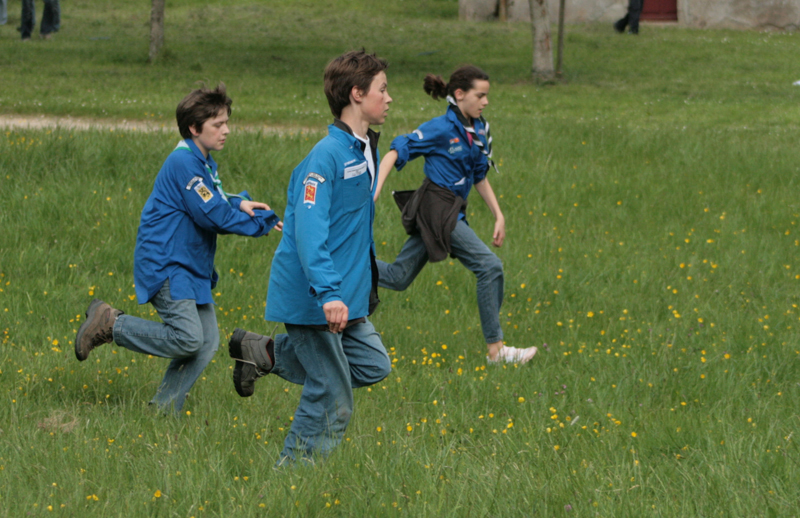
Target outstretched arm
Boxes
[373,149,398,202]
[239,200,284,231]
[474,178,505,247]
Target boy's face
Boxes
[190,108,230,157]
[359,71,392,126]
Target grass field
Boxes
[2,1,800,516]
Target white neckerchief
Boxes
[353,133,375,189]
[446,95,497,173]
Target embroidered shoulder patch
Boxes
[194,182,214,203]
[449,137,460,145]
[303,172,326,184]
[185,176,203,190]
[304,180,318,205]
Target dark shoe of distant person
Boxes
[229,328,274,397]
[75,299,124,361]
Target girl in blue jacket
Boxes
[374,65,538,365]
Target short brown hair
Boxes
[324,50,388,118]
[176,83,233,139]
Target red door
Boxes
[641,0,678,21]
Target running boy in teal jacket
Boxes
[228,51,392,465]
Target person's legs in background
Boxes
[20,0,34,39]
[40,0,59,37]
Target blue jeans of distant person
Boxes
[270,319,391,465]
[377,219,504,344]
[20,0,60,38]
[112,280,219,414]
[1,0,8,26]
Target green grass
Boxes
[2,1,800,516]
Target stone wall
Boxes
[680,0,800,29]
[459,0,800,29]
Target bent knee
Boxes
[175,335,203,356]
[370,355,393,384]
[174,333,218,357]
[353,356,392,386]
[478,256,503,280]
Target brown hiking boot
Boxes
[75,299,123,361]
[228,328,273,397]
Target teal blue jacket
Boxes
[266,123,378,325]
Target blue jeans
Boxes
[1,0,7,26]
[113,281,219,414]
[20,0,60,38]
[377,219,504,344]
[270,319,391,464]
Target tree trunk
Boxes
[556,0,566,77]
[148,0,165,63]
[528,0,554,82]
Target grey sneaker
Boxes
[75,299,123,361]
[228,328,273,397]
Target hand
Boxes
[239,200,271,217]
[322,300,349,333]
[492,217,506,247]
[273,220,284,232]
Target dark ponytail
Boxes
[422,65,490,101]
[423,74,449,100]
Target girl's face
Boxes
[455,79,490,122]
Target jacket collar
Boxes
[445,106,484,141]
[332,118,381,150]
[183,138,217,172]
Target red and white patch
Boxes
[449,137,460,144]
[304,180,318,205]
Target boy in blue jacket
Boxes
[75,84,282,415]
[228,51,392,465]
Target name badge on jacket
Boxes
[343,162,368,180]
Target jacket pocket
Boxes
[340,162,371,213]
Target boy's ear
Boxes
[454,88,466,101]
[350,85,365,104]
[188,124,201,137]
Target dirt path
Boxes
[0,114,318,134]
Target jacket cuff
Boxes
[316,289,342,307]
[390,141,409,171]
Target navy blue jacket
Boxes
[134,139,279,305]
[390,105,489,218]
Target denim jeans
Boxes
[377,219,504,344]
[1,0,7,26]
[20,0,60,38]
[270,319,391,464]
[113,281,219,414]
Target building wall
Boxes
[459,0,800,29]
